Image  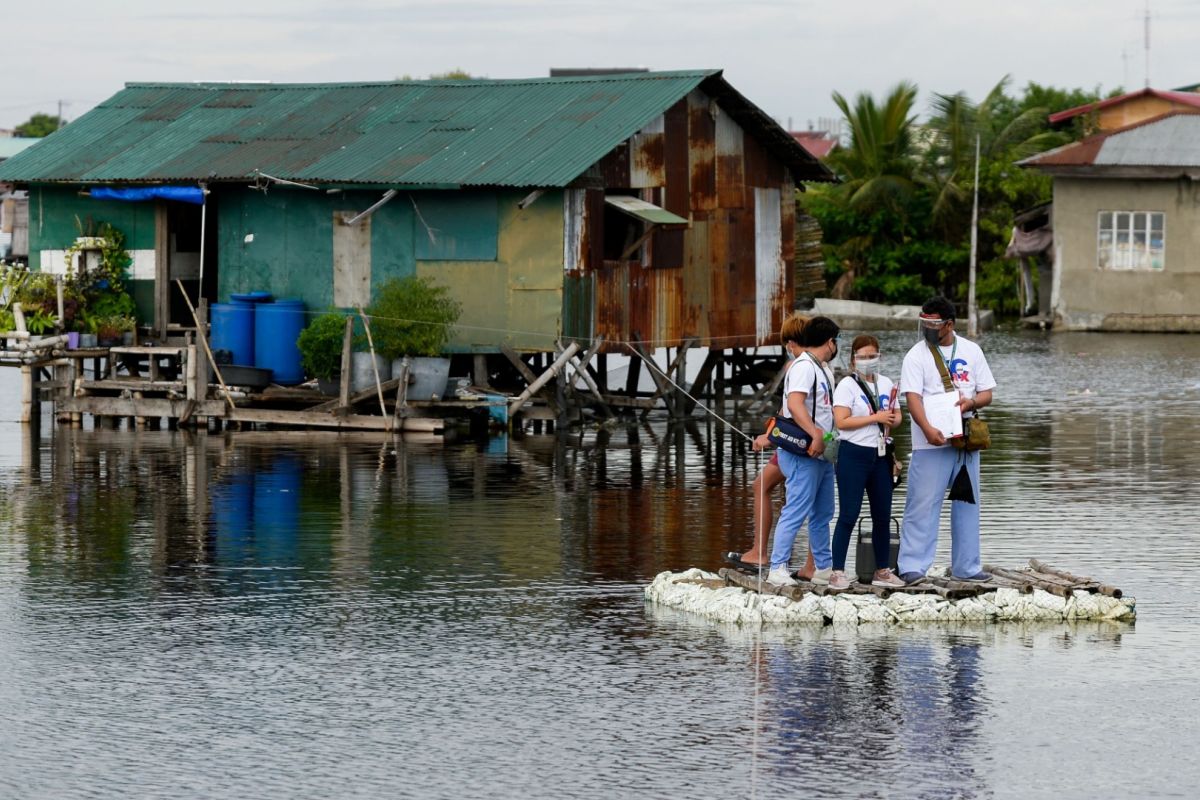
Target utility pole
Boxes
[968,133,980,338]
[1144,0,1151,88]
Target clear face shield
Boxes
[917,313,949,345]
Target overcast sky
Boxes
[4,0,1197,133]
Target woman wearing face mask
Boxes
[766,316,840,587]
[828,335,906,589]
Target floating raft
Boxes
[644,559,1135,625]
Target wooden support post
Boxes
[737,357,788,414]
[681,347,720,415]
[596,353,608,394]
[568,354,613,418]
[713,349,725,416]
[473,354,489,389]
[508,342,580,417]
[628,342,675,416]
[154,202,170,341]
[624,354,642,398]
[19,364,39,424]
[338,315,353,414]
[393,357,410,422]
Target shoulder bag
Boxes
[765,359,821,457]
[926,340,990,451]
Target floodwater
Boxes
[0,329,1198,799]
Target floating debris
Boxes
[644,560,1136,626]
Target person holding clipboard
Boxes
[896,296,997,584]
[829,335,907,589]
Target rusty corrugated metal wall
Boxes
[564,88,796,351]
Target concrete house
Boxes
[0,71,833,360]
[1022,97,1200,331]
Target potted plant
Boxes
[95,316,123,347]
[116,314,137,345]
[297,311,351,395]
[365,276,461,401]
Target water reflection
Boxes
[1,328,1199,798]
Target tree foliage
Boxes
[806,78,1109,314]
[14,113,62,137]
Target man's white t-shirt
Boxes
[900,334,996,450]
[833,373,896,449]
[780,354,834,434]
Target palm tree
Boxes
[923,75,1062,241]
[826,81,921,214]
[813,82,922,295]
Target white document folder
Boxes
[923,391,964,439]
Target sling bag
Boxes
[766,358,823,456]
[926,340,990,451]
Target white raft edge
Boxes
[644,568,1137,626]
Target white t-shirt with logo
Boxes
[900,334,997,450]
[833,373,896,449]
[780,354,834,434]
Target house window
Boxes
[1097,211,1164,270]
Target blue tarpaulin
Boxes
[89,186,205,205]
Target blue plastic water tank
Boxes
[210,302,255,366]
[254,299,306,385]
[231,291,273,303]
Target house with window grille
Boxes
[1022,107,1200,331]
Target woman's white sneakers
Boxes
[766,566,798,586]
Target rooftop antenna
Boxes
[1144,0,1151,88]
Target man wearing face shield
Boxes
[897,296,997,583]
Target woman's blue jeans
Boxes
[831,440,894,572]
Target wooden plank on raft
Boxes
[1029,559,1122,599]
[983,565,1076,598]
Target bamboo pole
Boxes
[1029,559,1122,599]
[508,342,579,416]
[984,565,1074,598]
[922,576,987,597]
[174,279,234,411]
[355,307,391,433]
[720,567,806,601]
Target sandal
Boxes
[724,552,767,572]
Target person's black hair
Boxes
[800,316,840,347]
[921,296,956,321]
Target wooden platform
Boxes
[719,559,1123,602]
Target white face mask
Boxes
[855,356,881,375]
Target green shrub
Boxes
[297,312,351,381]
[365,276,461,359]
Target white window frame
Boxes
[1097,210,1165,271]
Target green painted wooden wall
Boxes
[26,186,158,323]
[218,187,565,353]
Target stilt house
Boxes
[0,71,833,353]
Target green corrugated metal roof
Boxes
[604,195,688,225]
[0,70,832,187]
